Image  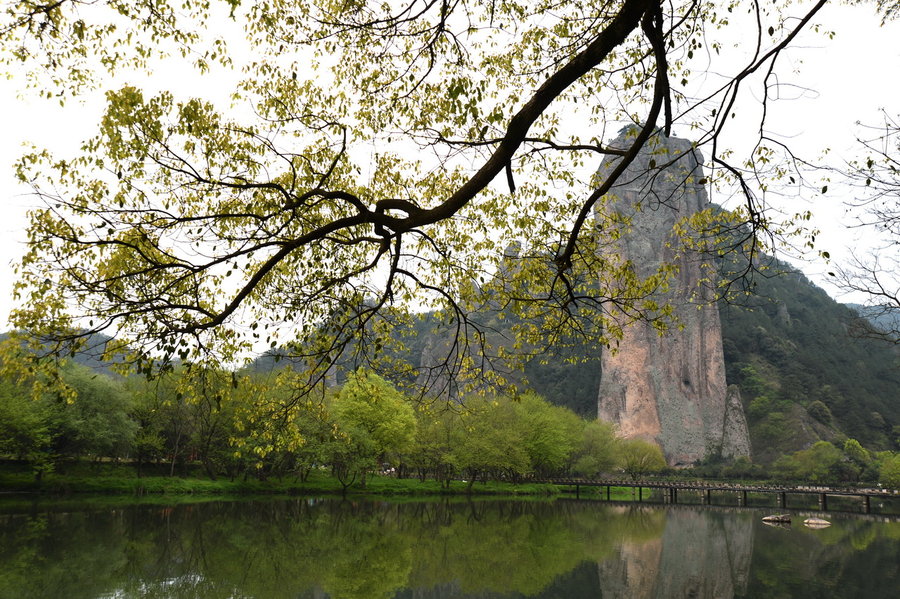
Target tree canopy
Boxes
[3,0,843,390]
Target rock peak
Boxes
[596,133,751,466]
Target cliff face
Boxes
[597,131,750,465]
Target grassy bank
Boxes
[0,464,562,497]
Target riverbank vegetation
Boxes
[0,464,564,497]
[0,362,667,493]
[2,359,898,495]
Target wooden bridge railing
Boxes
[536,477,898,495]
[527,477,898,514]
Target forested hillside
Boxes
[383,260,900,463]
[719,266,899,461]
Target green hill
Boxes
[719,267,899,461]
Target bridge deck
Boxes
[537,478,898,499]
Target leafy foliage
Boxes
[772,440,847,483]
[619,438,667,480]
[2,0,835,396]
[879,452,900,487]
[0,377,54,476]
[573,420,622,477]
[55,363,137,460]
[330,369,416,486]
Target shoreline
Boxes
[0,469,570,498]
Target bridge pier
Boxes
[705,489,711,504]
[819,493,828,511]
[606,485,610,501]
[778,492,786,509]
[863,495,871,514]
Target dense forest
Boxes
[0,361,671,485]
[1,353,898,487]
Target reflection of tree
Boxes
[0,515,48,595]
[412,504,579,595]
[2,499,895,598]
[747,517,900,599]
[318,511,414,599]
[407,501,669,596]
[0,511,135,598]
[0,498,667,598]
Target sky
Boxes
[0,2,898,328]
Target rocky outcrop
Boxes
[597,130,750,466]
[722,385,752,459]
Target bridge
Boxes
[535,478,899,514]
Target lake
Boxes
[0,495,897,598]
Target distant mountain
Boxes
[0,331,126,378]
[846,303,900,339]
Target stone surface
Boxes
[722,385,752,459]
[596,131,750,466]
[803,517,831,528]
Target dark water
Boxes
[0,496,897,598]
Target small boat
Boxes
[762,514,791,523]
[803,517,831,528]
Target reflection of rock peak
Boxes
[596,132,751,465]
[597,507,755,599]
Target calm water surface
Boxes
[0,496,897,598]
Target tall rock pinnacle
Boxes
[596,130,750,466]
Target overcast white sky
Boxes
[0,2,898,328]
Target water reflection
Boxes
[598,507,753,598]
[0,497,896,598]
